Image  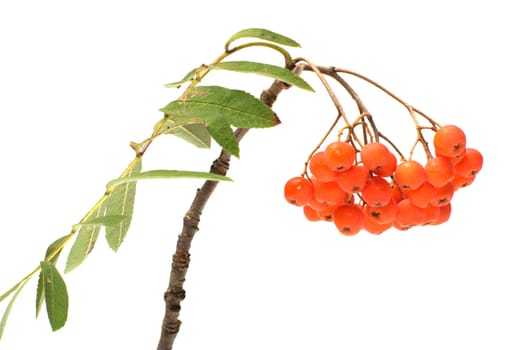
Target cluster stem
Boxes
[298,64,445,167]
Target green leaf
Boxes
[79,214,127,227]
[44,234,70,265]
[161,121,211,148]
[64,206,106,274]
[37,234,70,317]
[164,66,206,88]
[161,86,280,129]
[105,159,142,251]
[63,229,100,273]
[161,86,279,157]
[225,28,301,50]
[40,261,68,331]
[106,169,233,189]
[0,281,23,304]
[213,61,314,92]
[207,119,239,157]
[0,280,29,342]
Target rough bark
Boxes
[156,77,293,350]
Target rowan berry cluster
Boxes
[284,124,483,235]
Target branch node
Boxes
[165,287,186,311]
[173,251,190,269]
[183,212,201,231]
[166,319,182,334]
[210,157,230,176]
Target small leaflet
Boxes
[225,28,301,51]
[40,261,68,332]
[105,159,142,251]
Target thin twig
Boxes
[156,76,294,350]
[294,59,350,125]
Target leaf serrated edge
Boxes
[36,270,45,318]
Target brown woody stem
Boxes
[156,76,293,350]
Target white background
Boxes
[0,1,525,349]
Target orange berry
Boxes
[405,181,437,208]
[324,141,356,171]
[430,182,455,207]
[373,151,397,177]
[362,208,393,235]
[448,149,466,165]
[284,176,313,206]
[422,205,440,225]
[308,196,330,211]
[313,179,346,205]
[431,202,452,225]
[434,124,466,157]
[336,165,370,193]
[452,174,475,190]
[317,204,340,222]
[364,198,398,225]
[393,220,411,231]
[455,148,483,178]
[360,142,393,172]
[361,176,392,207]
[395,199,426,228]
[394,160,426,190]
[309,152,338,182]
[303,205,321,222]
[425,156,455,187]
[333,204,364,235]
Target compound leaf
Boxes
[213,61,314,92]
[40,261,68,331]
[225,28,301,50]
